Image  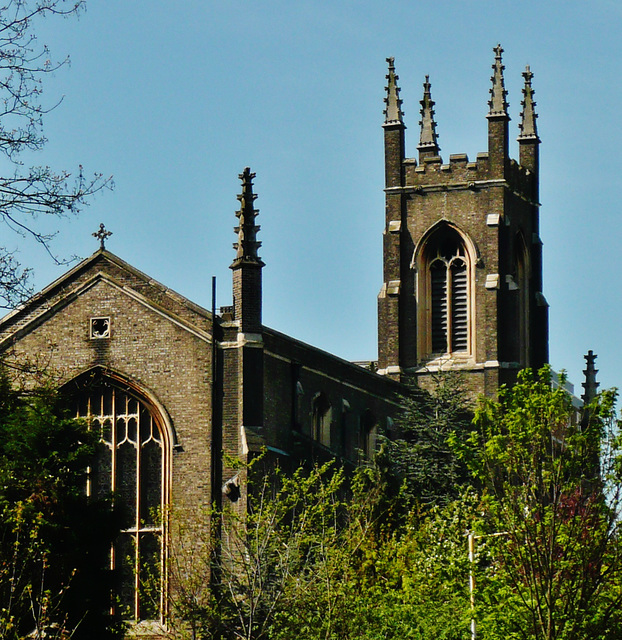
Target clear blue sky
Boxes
[9,0,622,394]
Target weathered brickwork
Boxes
[0,258,216,516]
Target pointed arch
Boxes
[62,367,172,623]
[360,409,377,459]
[311,392,332,447]
[412,222,477,360]
[63,365,177,450]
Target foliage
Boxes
[0,364,123,639]
[383,371,474,509]
[271,468,475,640]
[164,368,622,640]
[0,0,111,309]
[163,457,475,640]
[161,460,346,639]
[464,366,622,640]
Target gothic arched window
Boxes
[416,225,474,359]
[312,393,332,447]
[360,409,376,459]
[69,374,169,622]
[515,235,530,367]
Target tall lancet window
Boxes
[416,225,473,358]
[515,235,530,367]
[312,392,332,448]
[68,373,168,622]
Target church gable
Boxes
[0,249,215,351]
[0,251,216,465]
[0,252,221,625]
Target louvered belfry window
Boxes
[75,380,165,621]
[428,235,469,355]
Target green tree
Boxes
[162,460,347,640]
[464,366,622,640]
[270,465,475,640]
[0,365,123,639]
[383,372,474,509]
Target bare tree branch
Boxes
[0,1,112,309]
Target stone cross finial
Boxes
[93,223,112,250]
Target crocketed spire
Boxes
[518,65,539,140]
[488,44,509,118]
[582,350,600,406]
[418,75,440,156]
[383,57,404,126]
[231,167,263,267]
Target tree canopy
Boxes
[463,367,622,640]
[160,368,622,640]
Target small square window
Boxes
[90,317,111,339]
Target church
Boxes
[0,46,548,627]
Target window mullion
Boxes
[135,405,141,620]
[111,389,117,498]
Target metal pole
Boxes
[209,276,223,639]
[468,531,476,640]
[468,530,508,640]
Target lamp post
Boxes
[467,530,509,640]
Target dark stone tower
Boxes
[378,46,548,396]
[230,167,264,430]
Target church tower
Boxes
[378,46,548,396]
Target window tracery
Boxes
[72,377,167,622]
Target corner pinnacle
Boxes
[488,44,509,118]
[418,75,440,157]
[383,57,404,126]
[582,350,600,406]
[231,167,264,268]
[518,65,539,141]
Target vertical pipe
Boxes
[211,276,221,512]
[210,276,222,639]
